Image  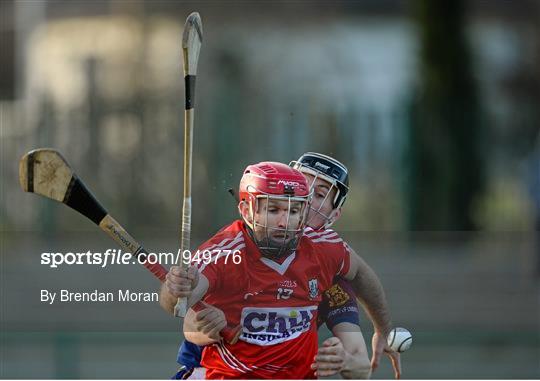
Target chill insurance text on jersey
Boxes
[193,220,351,379]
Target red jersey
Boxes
[192,220,350,379]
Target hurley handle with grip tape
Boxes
[175,11,203,318]
[175,196,192,316]
[99,214,168,281]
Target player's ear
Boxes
[238,201,252,223]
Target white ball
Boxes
[387,327,412,352]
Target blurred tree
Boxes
[37,95,58,236]
[405,0,484,230]
[205,48,246,231]
[84,57,102,180]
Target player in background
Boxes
[161,162,397,379]
[291,152,400,378]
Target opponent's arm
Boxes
[312,323,371,379]
[345,247,392,337]
[315,280,371,379]
[344,251,401,379]
[333,323,372,379]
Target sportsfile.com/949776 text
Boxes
[40,249,242,269]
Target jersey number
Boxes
[277,288,293,299]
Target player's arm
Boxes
[344,246,392,337]
[343,250,401,379]
[183,302,227,346]
[333,323,372,379]
[316,280,371,378]
[184,308,214,346]
[312,325,371,379]
[159,265,208,314]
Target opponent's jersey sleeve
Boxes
[317,276,360,330]
[176,340,203,368]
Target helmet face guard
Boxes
[290,152,349,229]
[300,167,341,229]
[244,191,310,259]
[239,162,311,259]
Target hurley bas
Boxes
[40,289,159,304]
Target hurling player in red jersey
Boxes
[161,162,397,379]
[291,153,401,379]
[173,153,400,379]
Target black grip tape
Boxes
[27,151,35,193]
[134,246,147,261]
[185,75,196,109]
[63,176,108,225]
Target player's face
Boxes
[253,198,304,245]
[304,174,341,230]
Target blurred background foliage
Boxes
[1,0,538,235]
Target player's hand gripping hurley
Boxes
[175,12,203,318]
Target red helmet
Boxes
[239,162,310,201]
[238,162,311,259]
